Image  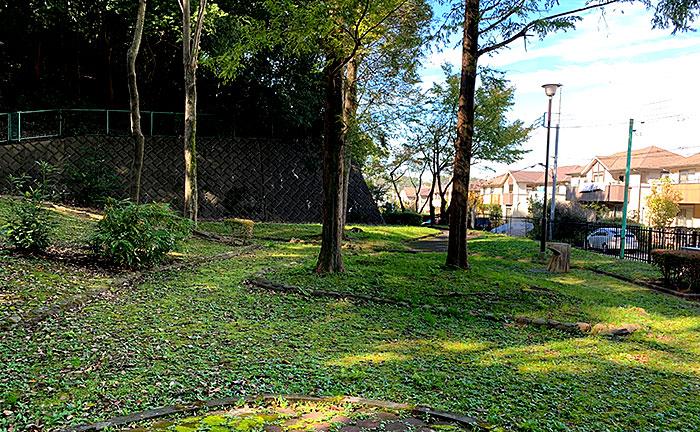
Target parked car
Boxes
[491,221,534,237]
[586,228,638,252]
[474,217,492,231]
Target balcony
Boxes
[567,184,626,202]
[672,183,700,204]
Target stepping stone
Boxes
[263,426,284,432]
[329,415,351,424]
[384,422,408,431]
[355,419,382,429]
[302,412,326,421]
[376,412,399,421]
[313,422,331,431]
[402,418,426,427]
[339,426,361,432]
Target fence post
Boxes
[7,113,10,142]
[58,109,63,137]
[106,110,110,135]
[647,228,653,263]
[150,111,154,136]
[17,112,21,141]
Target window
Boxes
[677,208,694,227]
[680,170,695,184]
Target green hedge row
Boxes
[382,211,423,226]
[651,249,700,293]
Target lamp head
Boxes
[542,83,562,97]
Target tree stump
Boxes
[547,242,571,273]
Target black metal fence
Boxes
[495,216,700,264]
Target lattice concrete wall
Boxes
[0,136,384,223]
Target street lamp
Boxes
[540,83,562,256]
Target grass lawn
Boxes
[1,204,700,432]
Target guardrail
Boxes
[0,109,218,142]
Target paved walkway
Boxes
[408,230,450,252]
[408,230,484,253]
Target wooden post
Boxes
[546,242,571,273]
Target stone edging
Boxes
[246,277,642,337]
[586,267,700,300]
[1,244,262,332]
[58,393,496,432]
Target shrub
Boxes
[89,199,192,268]
[1,162,57,252]
[651,249,700,292]
[64,145,122,206]
[225,218,254,238]
[382,211,422,226]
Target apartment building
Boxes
[566,145,700,226]
[480,165,580,217]
[479,145,700,228]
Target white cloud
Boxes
[420,3,700,179]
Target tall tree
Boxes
[269,0,431,273]
[180,0,207,221]
[442,0,699,269]
[340,1,432,229]
[646,177,681,228]
[127,0,147,204]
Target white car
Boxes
[586,228,638,252]
[491,221,534,237]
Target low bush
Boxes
[1,162,57,252]
[64,145,122,206]
[650,249,700,292]
[225,218,254,238]
[89,199,192,268]
[382,211,423,226]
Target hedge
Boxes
[382,211,423,226]
[650,249,700,292]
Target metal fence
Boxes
[494,215,700,264]
[0,109,221,142]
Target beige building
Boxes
[566,146,700,227]
[480,165,579,217]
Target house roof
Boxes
[484,165,578,188]
[596,146,685,172]
[664,151,700,169]
[401,185,445,199]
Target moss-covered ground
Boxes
[1,201,699,432]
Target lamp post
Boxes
[540,83,561,256]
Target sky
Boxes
[420,2,700,180]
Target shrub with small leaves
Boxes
[64,145,122,206]
[225,218,254,238]
[1,161,57,252]
[651,248,700,292]
[89,199,192,268]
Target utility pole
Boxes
[620,119,634,259]
[549,88,563,240]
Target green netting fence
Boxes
[0,109,222,142]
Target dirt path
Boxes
[408,230,482,253]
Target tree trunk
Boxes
[184,66,198,221]
[391,175,406,211]
[316,54,346,274]
[547,242,571,273]
[428,171,436,225]
[127,0,147,204]
[446,0,480,269]
[181,0,206,222]
[341,55,359,231]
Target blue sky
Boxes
[420,2,700,179]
